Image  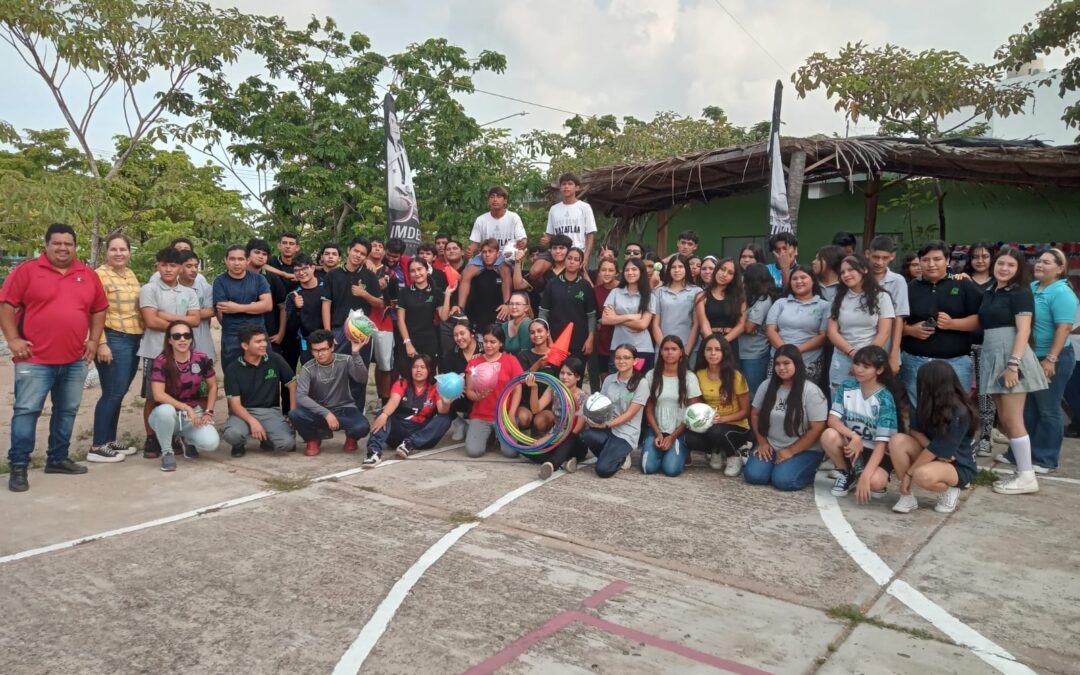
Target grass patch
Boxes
[971,468,999,487]
[263,475,312,492]
[448,510,481,524]
[827,605,938,642]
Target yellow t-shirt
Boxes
[695,369,750,429]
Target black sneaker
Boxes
[395,440,414,459]
[143,435,162,459]
[8,466,28,492]
[43,459,88,475]
[363,451,382,467]
[175,437,198,459]
[831,469,855,497]
[87,444,125,463]
[231,444,246,458]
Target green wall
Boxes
[645,180,1080,260]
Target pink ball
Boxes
[470,361,501,391]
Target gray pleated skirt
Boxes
[978,327,1048,395]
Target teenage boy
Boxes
[467,185,527,256]
[289,329,372,458]
[246,238,289,359]
[433,232,452,271]
[540,247,597,355]
[316,243,341,280]
[223,325,297,457]
[766,232,798,288]
[178,250,216,362]
[364,237,400,406]
[865,235,910,373]
[213,245,272,366]
[285,254,326,364]
[664,230,699,263]
[527,233,573,300]
[455,239,513,328]
[322,237,381,409]
[264,232,300,282]
[832,231,857,257]
[537,173,596,271]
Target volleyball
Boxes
[583,393,615,424]
[346,310,375,340]
[684,403,716,433]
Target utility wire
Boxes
[711,0,790,77]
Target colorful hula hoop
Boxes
[495,371,577,456]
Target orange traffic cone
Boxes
[547,323,574,366]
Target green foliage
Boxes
[997,1,1080,139]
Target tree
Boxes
[997,0,1080,139]
[0,0,276,264]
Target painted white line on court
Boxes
[0,443,465,566]
[333,472,566,675]
[813,479,1036,675]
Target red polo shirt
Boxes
[0,254,108,364]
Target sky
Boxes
[0,0,1067,179]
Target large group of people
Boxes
[4,175,1079,521]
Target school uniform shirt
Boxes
[829,378,899,450]
[224,352,295,410]
[901,277,982,359]
[739,296,774,359]
[696,369,750,430]
[1030,279,1079,357]
[469,211,527,249]
[654,285,701,348]
[765,296,830,363]
[599,372,651,447]
[398,283,444,348]
[138,278,200,359]
[545,201,597,251]
[184,276,216,360]
[467,353,524,422]
[261,270,289,338]
[322,264,380,328]
[212,270,271,335]
[604,287,658,354]
[752,380,829,451]
[286,281,327,340]
[978,284,1034,330]
[834,290,895,350]
[149,351,215,408]
[879,269,910,318]
[644,371,702,435]
[465,266,505,330]
[541,272,597,352]
[389,378,442,424]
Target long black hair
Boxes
[916,360,978,439]
[662,254,691,287]
[619,258,653,313]
[962,241,995,277]
[743,262,780,305]
[699,333,737,405]
[851,345,906,433]
[611,343,644,392]
[406,353,438,387]
[831,254,885,320]
[757,344,807,440]
[699,256,745,310]
[650,335,689,406]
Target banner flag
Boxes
[384,93,422,254]
[767,80,793,235]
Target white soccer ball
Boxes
[583,392,615,424]
[502,242,517,259]
[684,403,716,433]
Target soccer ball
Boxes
[502,242,517,259]
[684,403,715,433]
[583,393,615,424]
[435,372,465,401]
[470,361,501,391]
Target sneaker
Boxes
[160,454,177,472]
[538,462,554,479]
[935,487,961,513]
[831,470,855,497]
[992,471,1039,495]
[143,435,162,459]
[231,444,246,458]
[564,457,578,474]
[1033,465,1053,475]
[892,494,919,513]
[708,452,724,471]
[450,416,467,442]
[87,444,125,463]
[622,454,632,471]
[991,429,1009,445]
[395,440,413,459]
[304,439,321,457]
[8,466,28,493]
[343,437,358,453]
[723,454,743,477]
[363,451,381,467]
[43,459,88,475]
[975,438,993,457]
[994,453,1014,466]
[107,441,138,456]
[871,487,887,500]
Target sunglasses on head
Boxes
[170,332,193,340]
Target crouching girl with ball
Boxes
[581,344,649,478]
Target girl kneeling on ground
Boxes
[745,345,828,490]
[463,324,524,458]
[368,354,453,460]
[821,346,901,503]
[523,356,589,479]
[888,360,979,514]
[582,344,649,478]
[686,334,752,476]
[642,336,703,477]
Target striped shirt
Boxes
[96,265,144,340]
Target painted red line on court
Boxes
[580,580,631,609]
[462,611,578,675]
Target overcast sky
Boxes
[0,0,1066,166]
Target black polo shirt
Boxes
[398,283,444,341]
[224,352,295,409]
[540,271,596,352]
[901,277,983,358]
[262,271,288,337]
[271,255,296,276]
[286,281,325,339]
[978,284,1035,330]
[465,266,503,330]
[322,265,380,328]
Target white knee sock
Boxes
[1009,435,1033,472]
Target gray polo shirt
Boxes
[605,287,659,354]
[879,269,909,318]
[739,296,774,359]
[183,276,215,360]
[835,290,895,350]
[766,296,830,363]
[752,380,829,451]
[654,284,701,347]
[600,372,650,447]
[137,279,200,359]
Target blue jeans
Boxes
[900,352,973,415]
[743,448,823,491]
[288,405,371,442]
[367,414,451,455]
[581,428,634,478]
[740,354,769,401]
[147,404,221,453]
[93,329,142,445]
[332,326,372,410]
[1065,351,1080,430]
[1022,345,1076,469]
[640,430,688,477]
[8,360,88,467]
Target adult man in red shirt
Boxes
[1,224,108,492]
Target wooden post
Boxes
[863,175,880,245]
[656,209,669,257]
[786,150,806,233]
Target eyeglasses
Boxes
[311,346,333,354]
[170,332,193,340]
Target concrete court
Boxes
[1,435,1078,674]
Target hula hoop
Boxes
[494,371,577,456]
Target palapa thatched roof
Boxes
[575,136,1080,218]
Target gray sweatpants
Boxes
[464,419,518,459]
[222,407,296,451]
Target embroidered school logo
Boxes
[574,291,585,301]
[265,368,277,380]
[425,295,434,303]
[950,287,959,295]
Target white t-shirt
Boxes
[545,201,597,250]
[470,211,527,249]
[644,371,703,434]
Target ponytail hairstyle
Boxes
[612,343,644,392]
[650,335,689,406]
[916,360,978,439]
[831,254,883,320]
[851,345,906,432]
[757,344,808,440]
[700,333,736,405]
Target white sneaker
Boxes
[991,429,1009,445]
[892,494,919,513]
[1033,465,1052,475]
[708,453,724,471]
[871,488,887,500]
[564,457,578,474]
[622,454,632,471]
[935,487,961,513]
[450,417,466,442]
[975,438,993,457]
[723,454,743,477]
[538,462,554,479]
[993,471,1039,495]
[994,453,1014,465]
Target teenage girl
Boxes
[525,356,589,479]
[686,334,752,476]
[642,336,703,477]
[582,344,650,477]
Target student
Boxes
[528,234,572,300]
[288,329,372,459]
[397,258,452,365]
[147,320,220,472]
[765,265,830,382]
[455,239,513,329]
[591,257,620,383]
[602,259,658,371]
[687,255,703,286]
[766,232,798,288]
[581,344,650,477]
[246,238,289,361]
[284,254,325,364]
[316,243,341,280]
[368,353,453,460]
[641,336,703,477]
[523,357,590,479]
[813,245,844,304]
[744,345,828,491]
[827,255,895,398]
[540,173,597,271]
[739,263,778,396]
[821,346,901,502]
[222,325,297,457]
[502,290,533,356]
[738,243,766,270]
[698,256,717,289]
[440,319,479,441]
[901,253,921,283]
[978,248,1048,494]
[889,360,979,514]
[865,236,909,372]
[364,237,400,408]
[651,254,701,358]
[687,334,752,475]
[695,257,746,361]
[540,247,597,356]
[832,231,857,257]
[463,324,524,458]
[213,244,272,366]
[177,250,216,363]
[321,237,382,410]
[963,241,997,455]
[264,232,300,282]
[467,185,527,256]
